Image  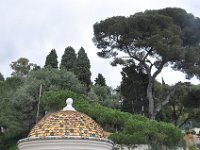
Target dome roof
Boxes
[28,99,104,138]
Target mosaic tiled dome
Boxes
[28,99,104,138]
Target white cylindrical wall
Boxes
[18,139,113,150]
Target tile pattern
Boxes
[28,111,104,138]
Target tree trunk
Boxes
[147,78,155,119]
[172,102,179,126]
[36,84,42,123]
[154,82,181,119]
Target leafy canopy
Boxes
[93,7,200,78]
[95,73,106,86]
[121,64,148,114]
[76,47,91,86]
[10,57,40,77]
[0,72,4,81]
[60,46,77,71]
[44,49,58,68]
[41,89,182,148]
[93,7,200,118]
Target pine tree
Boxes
[0,72,4,81]
[60,46,76,71]
[44,49,58,68]
[94,73,106,86]
[76,47,91,87]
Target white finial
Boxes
[62,98,76,111]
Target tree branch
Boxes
[178,117,191,128]
[177,106,184,118]
[126,46,137,59]
[155,82,182,113]
[142,48,153,62]
[125,47,153,78]
[152,61,166,79]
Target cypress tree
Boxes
[60,46,76,71]
[44,49,58,68]
[121,64,148,114]
[0,72,4,81]
[76,47,91,86]
[94,73,106,86]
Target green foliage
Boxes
[0,77,25,150]
[100,98,121,109]
[60,46,76,71]
[76,47,91,87]
[155,84,200,128]
[92,85,111,101]
[183,86,200,108]
[41,90,86,112]
[109,120,182,149]
[0,73,183,149]
[0,76,24,98]
[27,68,86,94]
[87,88,99,102]
[153,81,171,102]
[41,90,143,130]
[0,72,4,81]
[10,57,36,77]
[156,83,188,126]
[121,64,148,114]
[8,145,17,150]
[93,11,183,61]
[44,49,58,68]
[0,98,24,136]
[13,68,86,131]
[0,68,87,149]
[93,7,200,119]
[90,85,121,109]
[109,132,144,147]
[154,8,200,79]
[157,8,200,46]
[95,73,106,86]
[41,89,182,148]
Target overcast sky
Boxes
[0,0,200,87]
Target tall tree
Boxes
[92,84,111,101]
[155,83,187,126]
[10,57,34,77]
[93,8,200,119]
[60,46,76,71]
[0,76,24,150]
[0,72,4,81]
[76,47,91,87]
[183,85,200,108]
[156,83,200,128]
[94,73,106,86]
[121,64,148,115]
[44,49,58,68]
